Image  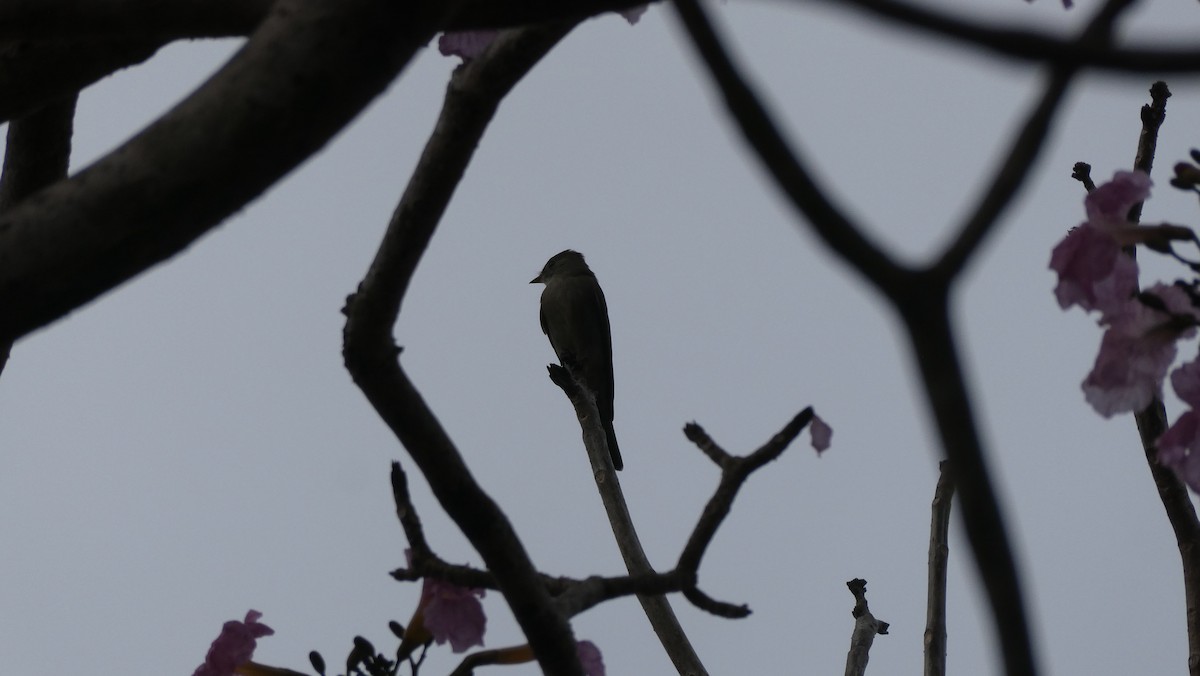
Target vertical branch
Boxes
[844,578,889,676]
[924,461,955,676]
[899,287,1038,676]
[1119,80,1200,676]
[0,94,78,376]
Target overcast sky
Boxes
[4,1,1200,675]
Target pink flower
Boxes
[437,30,499,59]
[1049,224,1138,315]
[1157,359,1200,492]
[1082,283,1199,417]
[421,577,487,652]
[1084,170,1151,233]
[577,640,605,676]
[1050,171,1152,315]
[193,611,274,676]
[809,414,832,454]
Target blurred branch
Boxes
[671,2,1138,675]
[0,94,77,377]
[0,0,443,344]
[806,0,1200,73]
[670,0,909,300]
[342,23,589,676]
[844,578,889,676]
[924,461,955,676]
[936,0,1131,279]
[547,364,710,673]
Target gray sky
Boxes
[3,1,1200,674]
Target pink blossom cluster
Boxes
[1050,170,1200,491]
[192,610,274,676]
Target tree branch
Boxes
[0,0,651,39]
[935,0,1131,279]
[0,93,77,377]
[805,0,1200,73]
[0,38,159,123]
[670,0,909,300]
[342,23,590,675]
[0,0,442,344]
[923,461,954,676]
[1119,81,1200,676]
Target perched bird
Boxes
[531,250,623,471]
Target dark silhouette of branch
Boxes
[678,411,812,575]
[936,0,1132,279]
[386,399,816,635]
[806,0,1200,73]
[0,38,152,124]
[844,578,889,676]
[0,94,77,376]
[0,0,651,39]
[669,0,908,298]
[547,364,710,674]
[342,23,591,676]
[670,1,1139,675]
[924,461,955,676]
[0,0,443,344]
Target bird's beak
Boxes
[530,274,542,284]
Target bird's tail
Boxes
[603,421,623,471]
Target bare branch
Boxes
[670,0,909,300]
[0,94,77,376]
[0,0,650,39]
[924,461,955,676]
[548,363,711,674]
[0,38,158,123]
[844,578,889,676]
[805,0,1200,73]
[936,0,1133,279]
[0,0,444,344]
[677,410,814,583]
[342,23,588,676]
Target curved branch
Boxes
[0,0,441,343]
[807,0,1200,73]
[671,0,909,300]
[936,0,1133,279]
[342,23,589,676]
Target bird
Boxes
[531,250,623,471]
